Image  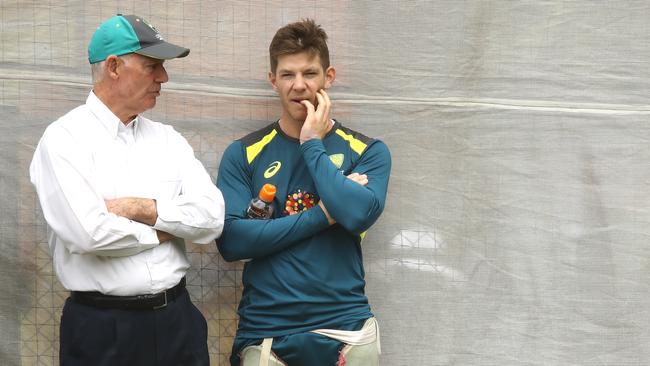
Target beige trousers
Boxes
[240,318,380,366]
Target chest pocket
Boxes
[155,177,181,200]
[129,155,182,200]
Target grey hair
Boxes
[90,61,105,83]
[90,54,134,83]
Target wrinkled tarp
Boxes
[2,1,650,365]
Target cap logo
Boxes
[142,19,159,31]
[141,19,164,40]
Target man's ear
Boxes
[105,55,120,80]
[324,66,336,89]
[268,71,278,91]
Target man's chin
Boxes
[144,99,157,110]
[285,105,306,121]
[290,112,307,123]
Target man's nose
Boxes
[156,65,169,83]
[292,74,306,90]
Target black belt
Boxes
[70,277,186,310]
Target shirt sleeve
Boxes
[215,141,331,262]
[152,128,225,244]
[300,138,392,234]
[29,124,160,257]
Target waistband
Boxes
[310,317,381,353]
[252,318,381,366]
[69,277,186,310]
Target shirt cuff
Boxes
[310,202,332,229]
[300,138,326,155]
[152,198,180,233]
[138,224,161,245]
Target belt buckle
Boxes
[153,291,168,310]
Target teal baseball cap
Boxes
[88,14,189,64]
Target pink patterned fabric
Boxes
[337,349,346,366]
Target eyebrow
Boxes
[277,67,320,74]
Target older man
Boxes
[30,14,224,366]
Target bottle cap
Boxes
[259,183,276,202]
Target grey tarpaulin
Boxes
[2,1,650,365]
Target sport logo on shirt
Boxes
[328,154,344,169]
[264,161,282,178]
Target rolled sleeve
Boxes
[153,187,225,244]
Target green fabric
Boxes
[218,120,391,366]
[88,15,140,64]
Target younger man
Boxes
[216,19,391,365]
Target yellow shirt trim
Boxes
[246,129,278,164]
[335,129,367,155]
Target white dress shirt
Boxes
[30,91,224,295]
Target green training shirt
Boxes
[216,120,391,341]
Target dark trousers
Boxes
[60,288,209,366]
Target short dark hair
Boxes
[269,19,330,73]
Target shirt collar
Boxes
[86,91,139,138]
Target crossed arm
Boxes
[216,148,369,262]
[300,90,390,233]
[30,125,224,257]
[217,90,389,262]
[104,197,175,243]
